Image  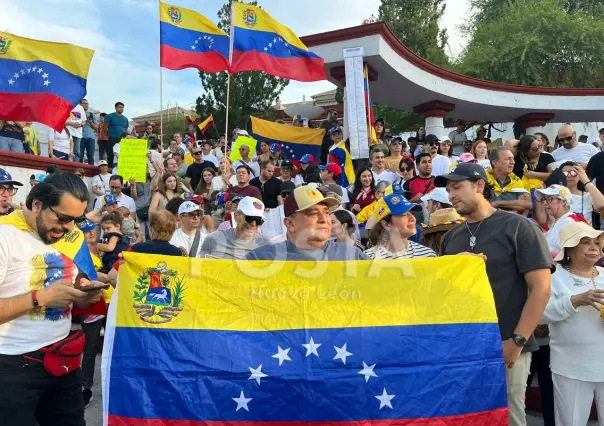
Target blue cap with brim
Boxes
[77,219,97,232]
[373,193,422,223]
[0,168,23,186]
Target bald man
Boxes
[552,124,598,168]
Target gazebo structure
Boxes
[301,22,604,138]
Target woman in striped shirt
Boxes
[364,193,436,260]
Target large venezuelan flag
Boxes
[103,253,508,426]
[251,116,323,162]
[159,1,230,73]
[0,32,93,132]
[329,141,355,187]
[231,3,326,82]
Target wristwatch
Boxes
[511,333,527,347]
[32,290,41,310]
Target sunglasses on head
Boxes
[49,205,86,225]
[244,216,264,226]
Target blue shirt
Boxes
[82,111,97,139]
[245,239,369,261]
[104,112,129,139]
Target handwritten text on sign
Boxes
[117,139,148,183]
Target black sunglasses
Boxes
[49,205,86,225]
[192,151,202,155]
[428,142,438,146]
[559,136,573,143]
[244,216,264,226]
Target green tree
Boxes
[195,0,289,135]
[458,0,604,88]
[362,0,450,133]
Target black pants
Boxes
[527,345,555,426]
[81,318,103,390]
[106,137,120,168]
[98,139,110,162]
[0,352,85,426]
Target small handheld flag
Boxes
[231,3,326,82]
[197,114,216,135]
[159,1,230,73]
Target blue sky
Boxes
[2,0,469,119]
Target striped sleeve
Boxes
[410,242,437,258]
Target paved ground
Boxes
[85,355,596,425]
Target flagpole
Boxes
[160,66,163,144]
[223,1,235,179]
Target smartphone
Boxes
[81,283,110,292]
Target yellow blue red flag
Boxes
[231,3,326,82]
[329,140,355,187]
[159,1,230,73]
[251,116,323,161]
[197,114,216,134]
[0,32,94,132]
[103,253,508,425]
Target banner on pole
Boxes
[117,139,148,183]
[230,135,257,162]
[343,47,369,159]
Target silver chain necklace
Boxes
[465,219,486,251]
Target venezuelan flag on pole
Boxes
[230,3,326,82]
[0,32,93,132]
[103,253,508,425]
[159,1,230,73]
[329,141,355,187]
[251,116,323,161]
[364,64,378,146]
[197,114,216,135]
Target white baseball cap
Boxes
[421,187,451,205]
[237,196,266,219]
[439,136,452,144]
[178,201,200,215]
[535,184,572,206]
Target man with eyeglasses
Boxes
[200,196,270,259]
[185,146,217,191]
[233,144,260,178]
[0,172,105,425]
[0,169,22,216]
[108,175,136,216]
[228,165,263,200]
[169,201,207,257]
[552,124,598,169]
[246,185,367,261]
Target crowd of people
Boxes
[1,102,604,426]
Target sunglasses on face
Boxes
[562,170,578,177]
[49,205,86,225]
[244,216,264,226]
[192,151,202,155]
[400,167,412,172]
[182,212,201,218]
[559,136,573,143]
[428,142,438,146]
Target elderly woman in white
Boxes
[542,221,604,426]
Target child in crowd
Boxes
[97,212,130,273]
[118,206,142,245]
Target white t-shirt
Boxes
[570,192,593,225]
[213,147,224,161]
[92,173,111,194]
[148,150,163,178]
[203,154,220,168]
[543,266,604,381]
[116,193,137,213]
[0,224,77,354]
[546,212,582,257]
[48,129,71,154]
[233,160,260,178]
[552,143,598,166]
[371,169,399,185]
[431,155,452,177]
[169,228,207,257]
[66,104,86,139]
[212,175,238,192]
[477,159,492,171]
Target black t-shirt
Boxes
[441,210,553,352]
[0,122,24,141]
[513,153,555,178]
[185,161,216,192]
[249,177,282,208]
[587,151,604,194]
[101,232,130,273]
[131,240,184,256]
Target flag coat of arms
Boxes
[230,3,326,82]
[103,253,508,425]
[0,32,94,131]
[159,1,230,73]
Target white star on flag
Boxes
[232,391,253,412]
[32,66,37,72]
[302,337,321,357]
[248,364,268,385]
[43,80,50,86]
[13,72,19,79]
[333,343,353,365]
[37,68,44,74]
[263,47,268,51]
[42,73,49,79]
[8,79,14,85]
[375,388,395,409]
[20,69,25,75]
[273,37,277,43]
[191,45,196,50]
[268,42,272,48]
[272,346,292,366]
[195,39,198,44]
[358,362,378,383]
[26,68,31,73]
[203,35,208,39]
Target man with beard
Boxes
[0,172,105,425]
[0,169,22,216]
[246,186,368,261]
[403,153,435,203]
[552,124,598,168]
[436,163,552,426]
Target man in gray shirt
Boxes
[200,196,270,259]
[246,185,369,261]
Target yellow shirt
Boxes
[486,169,527,197]
[23,126,39,155]
[184,152,194,165]
[385,156,404,172]
[91,253,114,304]
[357,200,378,225]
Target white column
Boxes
[525,126,543,136]
[425,116,444,137]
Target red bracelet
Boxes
[32,290,41,309]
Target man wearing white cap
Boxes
[200,197,270,259]
[169,201,207,257]
[421,187,453,225]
